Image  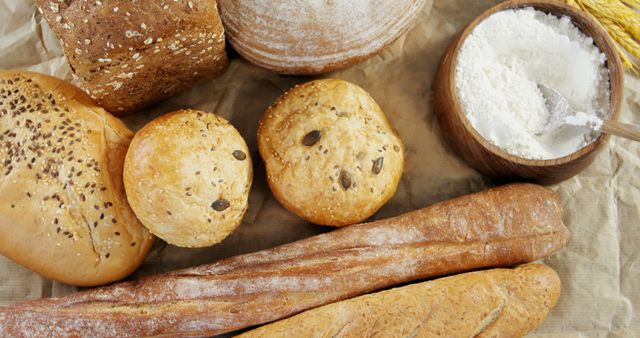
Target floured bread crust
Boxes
[218,0,427,74]
[0,184,570,337]
[258,79,404,226]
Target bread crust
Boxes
[258,79,405,226]
[36,0,228,115]
[0,183,568,336]
[239,264,561,337]
[124,109,253,247]
[218,0,427,74]
[0,70,154,286]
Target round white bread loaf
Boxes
[124,110,252,248]
[0,70,154,286]
[258,79,405,226]
[218,0,427,74]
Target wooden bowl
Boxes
[434,0,623,185]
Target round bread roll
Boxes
[258,79,404,226]
[0,70,154,286]
[124,110,252,248]
[218,0,427,74]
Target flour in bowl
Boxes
[455,7,610,160]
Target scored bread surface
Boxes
[218,0,427,74]
[239,264,561,337]
[124,109,252,248]
[0,183,569,336]
[0,70,154,286]
[36,0,228,115]
[258,79,405,226]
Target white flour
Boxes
[455,8,610,160]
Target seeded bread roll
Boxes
[239,264,561,338]
[36,0,228,115]
[124,109,252,248]
[0,70,154,286]
[218,0,426,74]
[258,79,404,226]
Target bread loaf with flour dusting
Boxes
[218,0,427,74]
[0,183,569,337]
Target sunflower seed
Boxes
[339,170,351,190]
[372,157,384,175]
[302,130,321,146]
[211,199,230,211]
[233,150,246,161]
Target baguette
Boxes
[0,183,569,337]
[239,264,561,338]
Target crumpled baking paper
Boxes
[0,1,638,336]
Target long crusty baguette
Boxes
[239,264,561,337]
[0,183,569,337]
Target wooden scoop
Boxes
[538,83,640,142]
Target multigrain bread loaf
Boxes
[258,79,404,226]
[124,109,252,247]
[218,0,426,74]
[239,264,561,338]
[0,70,154,286]
[36,0,228,115]
[0,184,569,337]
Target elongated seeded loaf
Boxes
[37,0,228,115]
[0,183,569,337]
[240,264,561,337]
[0,70,154,286]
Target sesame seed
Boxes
[125,30,141,38]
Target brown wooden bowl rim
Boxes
[447,0,623,167]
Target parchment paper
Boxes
[1,1,639,336]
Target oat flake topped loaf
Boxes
[36,0,228,115]
[0,70,154,286]
[218,0,427,74]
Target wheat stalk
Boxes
[564,0,640,74]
